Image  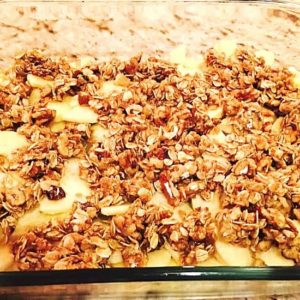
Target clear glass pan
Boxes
[0,0,300,297]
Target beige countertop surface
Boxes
[0,1,299,68]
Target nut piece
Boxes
[78,93,90,105]
[45,186,66,201]
[32,108,55,125]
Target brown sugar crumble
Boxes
[0,43,300,270]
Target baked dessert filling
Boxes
[0,41,300,270]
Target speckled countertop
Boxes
[0,1,299,68]
[0,281,300,299]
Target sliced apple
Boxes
[191,192,220,216]
[215,240,253,266]
[169,259,179,266]
[2,172,24,191]
[150,194,190,221]
[220,118,234,134]
[49,121,66,133]
[257,247,294,267]
[0,245,14,271]
[63,106,98,123]
[47,100,98,124]
[271,117,283,134]
[165,243,181,263]
[29,88,41,105]
[91,125,110,143]
[293,75,300,89]
[172,202,193,222]
[207,106,223,119]
[61,159,91,198]
[288,67,300,89]
[14,207,68,236]
[39,198,75,216]
[146,249,172,267]
[255,50,275,67]
[197,257,223,267]
[148,192,172,210]
[169,45,203,75]
[70,56,96,69]
[47,102,69,122]
[108,250,123,265]
[207,127,227,144]
[115,74,131,87]
[112,262,125,268]
[63,95,78,107]
[0,131,28,158]
[214,40,237,58]
[40,159,91,215]
[101,204,130,216]
[27,74,54,89]
[170,45,187,65]
[177,58,204,76]
[101,81,124,97]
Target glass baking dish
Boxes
[0,0,300,298]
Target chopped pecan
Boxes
[159,172,175,205]
[45,186,66,200]
[32,108,55,125]
[78,93,90,105]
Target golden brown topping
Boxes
[1,43,300,270]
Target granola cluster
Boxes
[1,44,300,270]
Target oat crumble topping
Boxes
[0,43,300,270]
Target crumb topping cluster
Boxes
[0,44,300,270]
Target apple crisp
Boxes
[0,42,300,271]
